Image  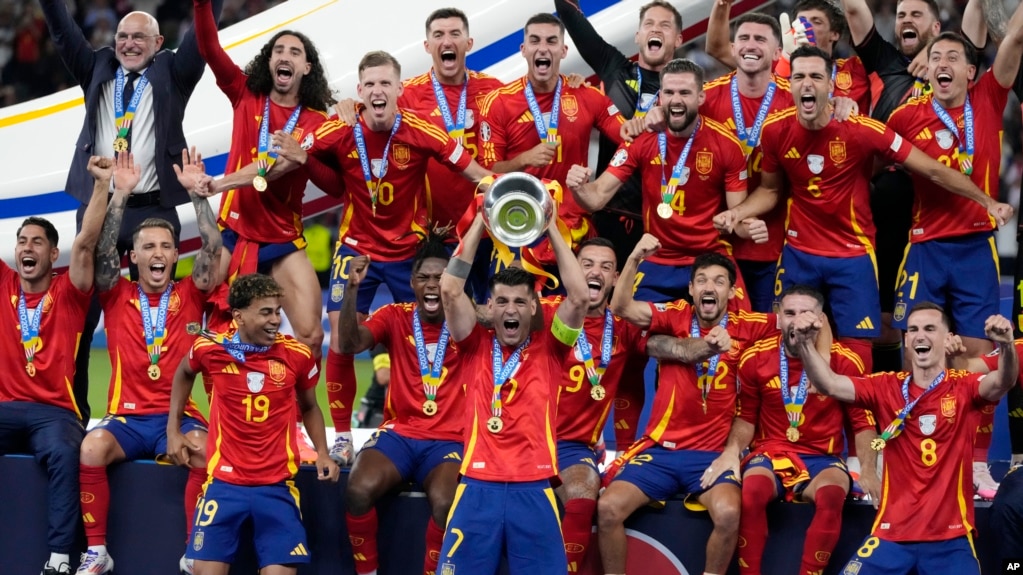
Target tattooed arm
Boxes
[174,148,223,293]
[94,154,141,293]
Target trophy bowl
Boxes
[481,172,553,248]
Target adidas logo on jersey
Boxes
[856,317,875,330]
[784,147,800,159]
[915,127,932,140]
[221,363,239,374]
[290,543,309,556]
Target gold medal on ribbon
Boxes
[487,416,504,434]
[113,137,129,153]
[870,437,886,451]
[786,427,800,442]
[252,175,268,192]
[25,363,36,378]
[148,364,161,381]
[590,384,606,401]
[422,399,438,416]
[186,322,201,336]
[657,203,673,219]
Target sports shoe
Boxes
[973,461,999,500]
[295,422,319,463]
[179,554,194,575]
[41,562,71,575]
[330,431,354,466]
[75,549,114,574]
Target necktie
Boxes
[122,71,140,150]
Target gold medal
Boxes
[870,437,886,451]
[422,399,438,416]
[486,416,504,434]
[590,384,606,401]
[113,137,129,152]
[186,322,201,335]
[657,203,673,219]
[148,364,161,380]
[786,427,800,442]
[25,362,36,377]
[252,175,268,192]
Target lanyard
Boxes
[113,68,149,141]
[634,67,659,119]
[201,330,270,363]
[490,336,530,418]
[691,311,728,412]
[17,289,45,371]
[931,96,974,175]
[658,118,700,209]
[576,308,614,390]
[430,70,468,143]
[874,371,946,449]
[353,113,402,215]
[730,74,776,155]
[412,310,450,402]
[524,77,562,144]
[137,283,172,368]
[779,349,810,430]
[256,97,303,180]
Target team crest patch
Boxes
[247,372,265,393]
[301,133,314,150]
[836,71,852,90]
[331,283,344,303]
[829,141,846,163]
[843,560,861,575]
[561,94,579,117]
[168,291,182,314]
[464,108,475,129]
[610,149,628,167]
[918,414,936,435]
[193,530,204,551]
[679,166,691,184]
[441,563,456,575]
[370,159,386,178]
[392,144,411,167]
[941,395,957,419]
[696,151,713,175]
[893,302,906,322]
[935,129,954,150]
[815,551,831,563]
[807,154,824,175]
[479,121,491,142]
[268,360,287,384]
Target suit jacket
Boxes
[40,0,224,208]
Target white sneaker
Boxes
[973,461,999,500]
[330,431,354,466]
[75,549,114,575]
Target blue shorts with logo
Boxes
[612,445,741,503]
[893,232,999,338]
[93,413,206,461]
[361,429,462,487]
[557,440,600,475]
[744,452,850,497]
[737,259,778,313]
[838,535,979,575]
[326,243,416,313]
[635,259,749,310]
[439,477,566,575]
[187,479,310,567]
[220,228,305,275]
[775,244,880,338]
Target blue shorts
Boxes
[893,233,999,338]
[220,228,305,275]
[361,429,462,487]
[839,535,979,575]
[326,243,416,313]
[775,244,880,338]
[635,259,749,309]
[93,413,206,461]
[744,452,850,497]
[612,445,741,503]
[737,259,778,313]
[187,479,310,567]
[439,477,565,575]
[556,440,600,475]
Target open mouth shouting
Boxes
[534,55,553,75]
[422,293,441,313]
[799,92,817,115]
[934,72,953,89]
[900,26,919,53]
[646,36,664,57]
[19,254,38,275]
[274,63,294,88]
[502,318,522,339]
[587,278,604,303]
[912,341,933,362]
[149,261,168,283]
[441,49,457,63]
[698,292,719,317]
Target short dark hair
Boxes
[793,0,846,38]
[131,217,177,246]
[524,13,565,37]
[412,232,450,274]
[733,12,782,44]
[17,217,59,247]
[577,237,616,253]
[691,253,736,286]
[359,50,401,78]
[927,31,979,68]
[899,0,941,21]
[790,45,834,78]
[425,7,469,34]
[780,285,825,309]
[660,58,704,87]
[229,273,284,310]
[907,301,951,329]
[639,1,683,32]
[489,267,535,293]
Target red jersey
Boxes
[603,116,748,265]
[702,72,794,262]
[100,277,208,418]
[980,340,1022,379]
[643,301,776,450]
[189,333,319,486]
[309,110,472,261]
[887,72,1006,243]
[737,336,873,455]
[760,111,912,256]
[478,76,625,230]
[0,263,90,416]
[833,56,872,113]
[458,322,570,482]
[400,70,505,230]
[363,303,464,442]
[195,2,328,244]
[540,298,647,447]
[851,370,992,541]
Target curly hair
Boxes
[412,230,451,274]
[244,30,335,111]
[228,273,285,310]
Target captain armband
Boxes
[551,313,582,347]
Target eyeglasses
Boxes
[115,32,158,43]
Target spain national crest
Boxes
[268,359,287,384]
[893,302,907,322]
[561,94,579,118]
[836,71,852,90]
[829,141,847,164]
[696,151,714,175]
[941,395,957,419]
[392,144,410,167]
[193,530,204,552]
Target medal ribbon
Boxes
[931,95,974,175]
[633,67,659,119]
[430,70,468,143]
[576,308,614,386]
[658,118,701,208]
[730,75,775,155]
[878,371,947,443]
[691,311,729,408]
[354,113,403,211]
[491,336,530,418]
[524,77,562,144]
[201,330,270,363]
[779,348,810,429]
[256,97,303,179]
[137,283,172,368]
[113,68,149,140]
[412,310,450,401]
[17,290,44,365]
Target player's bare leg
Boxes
[422,461,461,574]
[259,566,298,575]
[345,448,403,575]
[698,483,741,574]
[597,480,652,574]
[192,560,230,575]
[272,250,325,356]
[799,467,850,574]
[556,463,601,571]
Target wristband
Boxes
[445,258,471,279]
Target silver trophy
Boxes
[482,172,554,248]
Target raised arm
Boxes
[192,0,245,91]
[38,0,96,85]
[566,166,625,213]
[991,0,1023,88]
[840,0,875,47]
[979,0,1010,43]
[441,213,487,341]
[71,157,114,292]
[791,312,857,402]
[706,0,738,68]
[172,148,222,292]
[979,315,1020,402]
[94,153,142,292]
[172,0,226,92]
[550,212,587,330]
[962,0,988,47]
[554,0,631,79]
[901,146,1013,225]
[610,233,661,329]
[338,256,377,354]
